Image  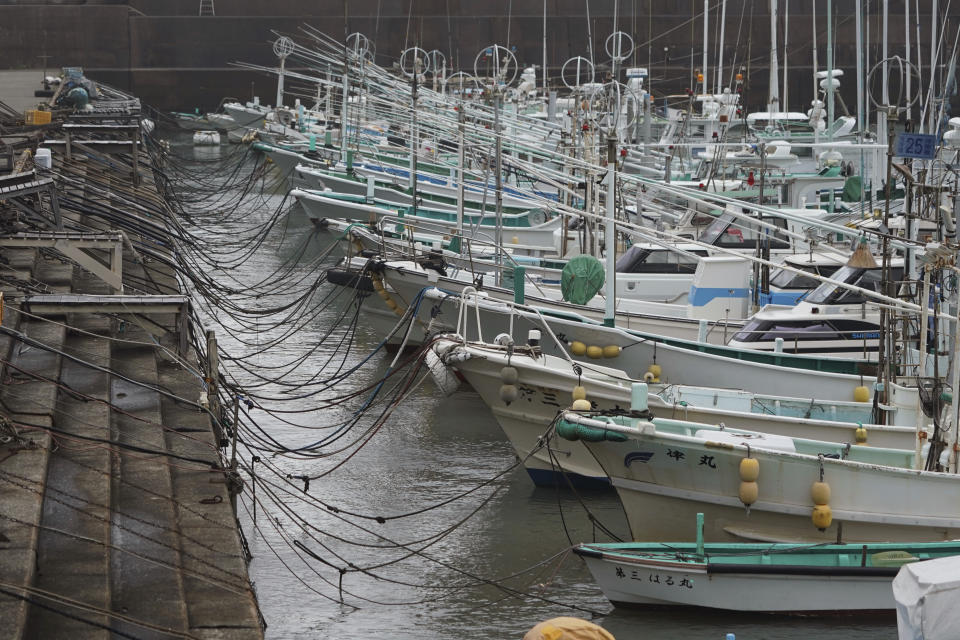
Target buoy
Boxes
[586,345,603,359]
[738,481,758,506]
[643,371,655,383]
[500,366,519,384]
[811,478,832,530]
[511,236,520,244]
[572,398,592,411]
[855,424,868,444]
[570,341,587,356]
[572,385,587,401]
[645,363,662,383]
[810,480,831,505]
[739,453,759,508]
[739,457,759,482]
[602,344,621,358]
[853,385,870,403]
[812,504,833,530]
[499,384,519,405]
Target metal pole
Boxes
[457,107,465,238]
[542,0,548,101]
[768,0,779,113]
[702,0,709,95]
[276,56,285,109]
[827,0,834,140]
[495,89,503,285]
[716,0,727,91]
[604,138,617,327]
[410,64,419,213]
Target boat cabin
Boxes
[728,261,903,359]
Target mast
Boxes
[703,0,709,95]
[879,0,889,145]
[812,0,818,145]
[542,0,548,100]
[782,0,789,111]
[905,0,912,122]
[604,138,617,327]
[931,0,938,133]
[585,0,594,67]
[716,0,728,92]
[826,0,834,140]
[768,0,779,113]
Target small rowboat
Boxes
[575,533,960,614]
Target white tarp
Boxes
[893,555,960,640]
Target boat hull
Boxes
[580,428,960,544]
[447,345,915,486]
[579,552,898,612]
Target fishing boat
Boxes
[429,336,916,486]
[575,535,960,613]
[557,403,959,543]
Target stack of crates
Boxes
[24,110,52,125]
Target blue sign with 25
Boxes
[895,133,938,159]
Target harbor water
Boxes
[179,137,900,639]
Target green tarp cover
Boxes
[561,255,605,305]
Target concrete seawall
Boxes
[0,70,264,639]
[0,2,946,113]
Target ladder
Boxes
[199,0,215,16]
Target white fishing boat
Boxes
[575,536,960,613]
[557,402,958,543]
[429,336,916,486]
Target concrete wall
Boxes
[0,1,947,114]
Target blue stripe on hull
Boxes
[526,468,612,490]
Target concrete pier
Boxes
[0,71,263,639]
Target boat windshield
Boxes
[697,213,790,249]
[805,266,901,305]
[770,267,820,289]
[698,213,734,245]
[615,245,705,273]
[770,264,839,290]
[733,319,840,343]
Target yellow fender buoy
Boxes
[571,385,587,402]
[738,453,759,508]
[738,481,759,506]
[811,466,833,530]
[500,366,519,384]
[602,345,621,358]
[811,480,831,505]
[855,424,868,445]
[570,341,587,356]
[812,504,833,530]
[739,457,760,482]
[853,385,870,403]
[572,398,592,411]
[646,363,662,382]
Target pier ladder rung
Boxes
[199,0,215,16]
